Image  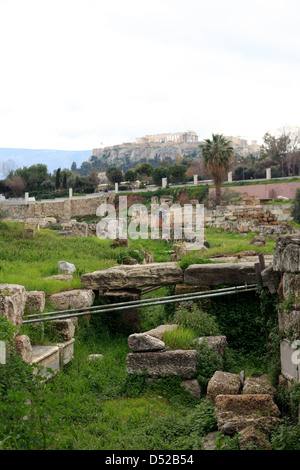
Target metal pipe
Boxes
[22,286,257,324]
[25,284,257,319]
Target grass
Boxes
[0,219,296,450]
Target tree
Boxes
[124,169,136,182]
[135,163,154,182]
[201,134,234,206]
[106,167,124,184]
[152,166,168,186]
[167,164,187,184]
[5,176,26,196]
[55,168,61,189]
[71,162,77,173]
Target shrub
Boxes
[291,188,300,224]
[173,303,221,337]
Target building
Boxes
[136,131,198,144]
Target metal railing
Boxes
[22,284,258,324]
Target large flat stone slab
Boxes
[126,349,197,378]
[184,262,257,286]
[81,263,184,290]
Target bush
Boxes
[291,188,300,223]
[173,303,221,337]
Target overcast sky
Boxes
[0,0,299,151]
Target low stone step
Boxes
[31,345,60,379]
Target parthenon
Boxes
[136,130,198,144]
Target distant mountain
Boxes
[0,148,92,173]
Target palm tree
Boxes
[201,134,234,206]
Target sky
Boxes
[0,0,300,151]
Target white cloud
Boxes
[0,0,299,150]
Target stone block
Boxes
[57,338,75,365]
[184,262,257,286]
[0,284,26,327]
[48,289,95,311]
[194,336,227,356]
[32,345,60,379]
[81,263,184,290]
[206,371,241,402]
[58,261,76,274]
[128,333,166,352]
[280,339,299,382]
[215,394,281,436]
[126,349,198,379]
[278,308,300,341]
[14,335,32,363]
[282,272,300,308]
[144,324,178,340]
[25,291,46,313]
[273,235,300,272]
[180,379,201,400]
[52,319,75,340]
[242,374,276,396]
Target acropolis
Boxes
[136,130,198,144]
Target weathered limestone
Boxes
[14,335,32,363]
[184,262,257,286]
[143,324,178,340]
[273,235,300,272]
[214,394,281,436]
[43,274,73,281]
[31,345,60,379]
[128,333,166,352]
[81,263,184,290]
[52,319,75,341]
[242,374,276,397]
[58,261,76,274]
[180,379,201,400]
[126,350,198,379]
[25,291,46,313]
[261,264,280,294]
[194,336,227,356]
[282,272,300,308]
[48,289,95,311]
[238,425,273,450]
[206,371,241,402]
[0,284,26,327]
[57,338,75,365]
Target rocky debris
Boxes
[126,349,198,379]
[184,262,257,286]
[214,394,281,436]
[242,374,276,397]
[282,272,300,308]
[128,333,166,352]
[48,289,95,311]
[143,324,178,340]
[25,291,45,313]
[88,354,104,360]
[238,425,272,450]
[261,264,281,294]
[194,336,227,356]
[81,263,184,290]
[52,319,75,341]
[122,257,139,265]
[273,235,300,273]
[250,235,266,247]
[206,371,241,402]
[110,238,130,249]
[0,283,26,328]
[14,335,32,363]
[43,274,74,281]
[180,379,201,400]
[58,261,76,274]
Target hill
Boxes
[88,141,202,172]
[0,148,92,173]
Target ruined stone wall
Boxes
[1,194,116,222]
